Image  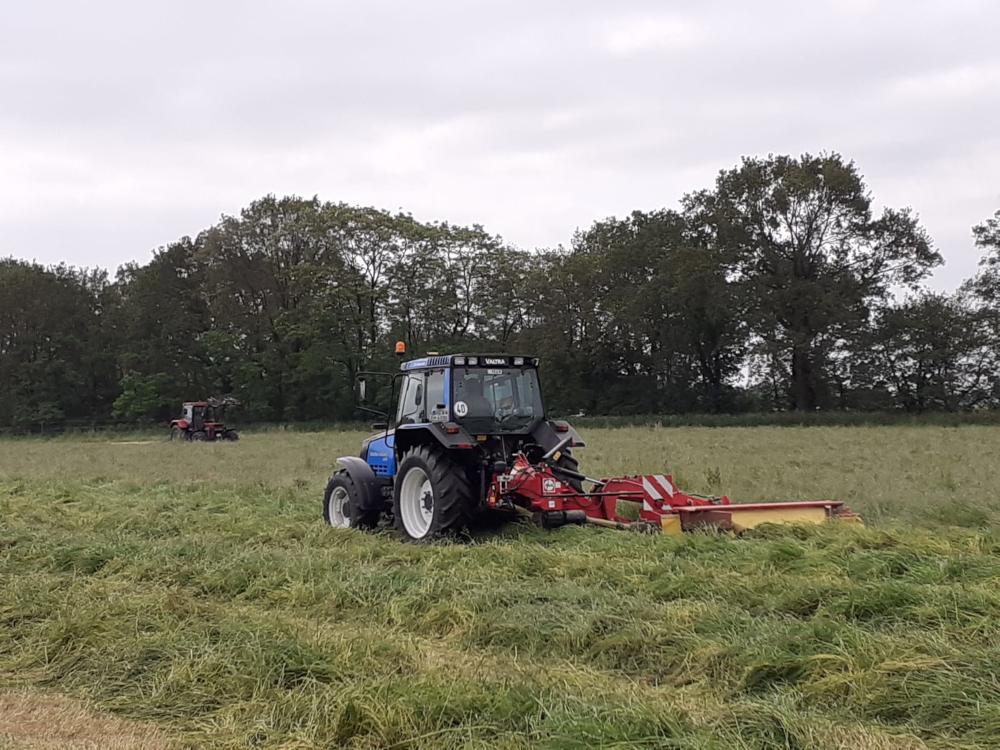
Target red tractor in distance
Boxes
[169,397,240,442]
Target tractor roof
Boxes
[400,354,537,371]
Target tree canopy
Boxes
[1,154,997,430]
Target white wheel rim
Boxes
[328,486,350,528]
[399,466,433,538]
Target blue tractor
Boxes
[323,352,585,540]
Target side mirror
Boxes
[357,378,367,403]
[371,422,388,431]
[414,383,423,406]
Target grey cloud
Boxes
[1,0,998,288]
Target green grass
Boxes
[2,426,999,748]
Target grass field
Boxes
[2,426,999,749]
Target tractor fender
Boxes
[394,423,476,456]
[531,420,586,452]
[334,457,383,513]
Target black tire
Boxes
[393,445,474,541]
[553,449,585,493]
[170,427,188,441]
[323,471,379,530]
[191,430,208,442]
[223,429,240,441]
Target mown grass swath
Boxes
[2,426,1000,748]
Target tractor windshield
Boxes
[452,367,543,433]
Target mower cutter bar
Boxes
[673,500,844,512]
[665,501,859,534]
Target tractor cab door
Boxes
[396,374,424,425]
[382,368,447,475]
[395,369,447,426]
[191,405,206,430]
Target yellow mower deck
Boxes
[660,502,861,534]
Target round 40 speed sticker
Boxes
[454,400,469,417]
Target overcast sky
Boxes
[2,1,998,289]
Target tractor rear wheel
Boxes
[393,446,473,541]
[323,472,378,530]
[191,430,208,442]
[222,429,240,441]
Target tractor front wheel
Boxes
[393,446,473,541]
[170,427,188,441]
[323,472,378,530]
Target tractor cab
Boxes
[396,354,544,433]
[359,354,581,479]
[182,401,207,430]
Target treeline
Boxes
[1,153,998,429]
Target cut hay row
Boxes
[2,426,999,748]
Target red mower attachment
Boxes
[487,438,861,534]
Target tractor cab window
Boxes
[397,373,424,425]
[487,378,514,410]
[453,367,543,432]
[425,369,446,420]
